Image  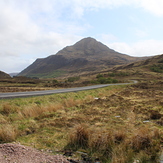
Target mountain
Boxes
[0,71,11,79]
[18,37,147,78]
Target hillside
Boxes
[113,54,163,72]
[0,71,11,79]
[18,37,147,78]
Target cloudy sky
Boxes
[1,0,163,73]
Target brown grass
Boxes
[21,103,63,118]
[111,145,133,163]
[0,125,18,142]
[68,124,90,149]
[131,127,156,152]
[114,130,126,144]
[89,130,114,158]
[66,124,161,162]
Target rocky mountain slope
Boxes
[18,37,147,78]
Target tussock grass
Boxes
[132,127,151,151]
[0,103,19,115]
[89,130,114,157]
[0,83,162,162]
[68,124,89,149]
[0,125,18,142]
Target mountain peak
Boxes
[73,37,111,53]
[74,37,97,46]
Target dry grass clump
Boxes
[131,127,161,161]
[21,105,45,118]
[111,144,134,163]
[89,131,114,159]
[0,103,19,115]
[68,124,90,149]
[0,125,18,142]
[132,127,151,151]
[21,103,63,118]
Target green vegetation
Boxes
[52,79,59,84]
[0,81,162,162]
[26,70,66,79]
[108,72,130,77]
[92,75,118,84]
[67,76,80,82]
[150,64,163,73]
[96,74,104,78]
[158,59,163,63]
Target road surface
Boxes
[0,82,132,99]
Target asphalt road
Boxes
[0,82,132,99]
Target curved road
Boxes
[0,82,134,99]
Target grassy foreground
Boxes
[0,82,163,162]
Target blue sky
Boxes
[1,0,163,73]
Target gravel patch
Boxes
[0,143,70,163]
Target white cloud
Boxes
[108,39,163,57]
[138,0,163,16]
[70,0,163,17]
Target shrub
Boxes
[150,64,163,73]
[96,74,104,78]
[97,77,118,84]
[53,79,59,84]
[67,76,80,82]
[108,72,130,77]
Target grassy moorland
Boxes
[0,79,163,162]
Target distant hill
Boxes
[18,37,148,78]
[9,73,19,77]
[0,71,11,79]
[114,54,163,72]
